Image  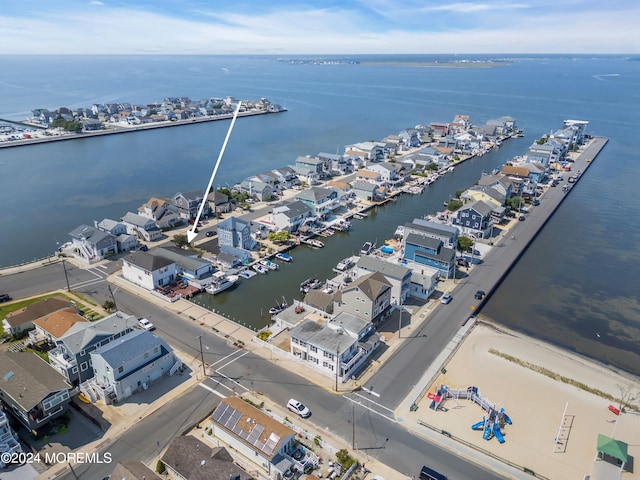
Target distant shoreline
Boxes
[359,61,512,68]
[0,109,283,149]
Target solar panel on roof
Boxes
[247,423,264,444]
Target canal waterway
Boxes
[192,138,528,329]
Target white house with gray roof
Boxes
[149,246,214,285]
[289,312,380,382]
[294,187,339,218]
[69,224,118,263]
[171,190,209,220]
[355,255,411,302]
[95,218,137,252]
[89,329,177,403]
[269,200,313,232]
[48,311,137,386]
[122,251,177,291]
[122,212,162,242]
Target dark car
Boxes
[519,215,525,221]
[0,293,12,303]
[205,231,215,237]
[505,211,516,218]
[475,290,485,300]
[137,244,148,251]
[420,465,448,480]
[456,258,470,268]
[532,199,540,206]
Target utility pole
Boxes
[398,295,403,338]
[62,258,71,291]
[352,404,356,449]
[197,335,207,377]
[335,345,340,392]
[107,284,118,311]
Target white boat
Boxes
[252,264,269,274]
[360,241,375,255]
[206,272,239,294]
[448,166,455,172]
[269,301,288,315]
[275,252,292,262]
[303,238,324,248]
[334,219,351,231]
[239,269,256,279]
[335,257,354,271]
[260,259,280,270]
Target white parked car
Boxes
[287,399,310,418]
[138,318,155,331]
[440,294,453,304]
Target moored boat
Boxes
[205,272,239,294]
[252,264,269,274]
[335,257,354,271]
[239,269,256,279]
[275,252,293,262]
[360,241,375,255]
[260,259,280,270]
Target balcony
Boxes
[48,348,77,369]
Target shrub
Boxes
[156,460,166,474]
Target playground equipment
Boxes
[428,385,512,443]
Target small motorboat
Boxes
[260,259,280,270]
[360,242,374,255]
[252,264,268,274]
[276,252,293,262]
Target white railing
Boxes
[169,359,183,376]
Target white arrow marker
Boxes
[187,102,242,243]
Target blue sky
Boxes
[1,0,637,54]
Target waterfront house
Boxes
[108,462,162,480]
[477,173,514,200]
[453,200,495,239]
[295,155,325,179]
[30,307,88,346]
[239,178,273,201]
[486,116,516,135]
[95,218,137,252]
[218,217,255,251]
[366,162,404,189]
[89,329,178,403]
[48,311,136,386]
[161,436,251,480]
[451,114,472,132]
[354,256,411,303]
[304,289,335,314]
[171,190,209,220]
[122,250,176,291]
[524,141,562,167]
[351,181,386,202]
[210,396,298,479]
[2,297,75,337]
[291,164,320,185]
[398,128,421,148]
[554,119,589,146]
[149,246,214,285]
[289,312,380,382]
[207,191,234,215]
[0,351,72,435]
[408,267,440,300]
[250,171,281,191]
[0,410,22,468]
[500,165,530,195]
[317,152,353,175]
[271,166,299,189]
[344,141,386,162]
[411,147,443,166]
[137,197,181,229]
[69,224,118,263]
[461,185,505,208]
[295,187,339,218]
[122,212,163,242]
[513,161,547,186]
[335,271,392,324]
[355,169,383,185]
[381,134,404,154]
[402,220,457,278]
[269,200,313,233]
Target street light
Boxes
[62,258,71,291]
[196,335,207,377]
[397,295,403,338]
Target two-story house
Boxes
[402,219,458,278]
[453,200,495,239]
[218,217,255,250]
[90,329,177,403]
[30,307,88,346]
[354,256,411,302]
[294,187,338,219]
[210,396,297,479]
[351,181,386,202]
[95,218,137,252]
[289,312,380,382]
[122,251,176,291]
[149,246,214,285]
[344,141,386,162]
[121,212,163,242]
[295,156,325,179]
[317,152,352,176]
[239,179,273,201]
[271,166,299,189]
[207,191,234,215]
[137,197,181,229]
[69,224,118,263]
[0,351,72,435]
[335,271,392,324]
[0,409,22,468]
[171,190,209,220]
[48,311,137,386]
[269,200,313,233]
[365,163,403,189]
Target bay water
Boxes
[1,54,639,376]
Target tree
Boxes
[446,199,463,211]
[268,231,290,244]
[102,300,116,312]
[172,234,189,248]
[454,189,466,199]
[457,236,474,252]
[617,384,640,414]
[506,197,523,211]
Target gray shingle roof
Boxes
[295,186,334,202]
[0,351,71,410]
[59,312,136,355]
[356,255,410,280]
[289,319,356,355]
[348,271,391,301]
[92,329,167,369]
[110,462,162,480]
[149,247,212,273]
[124,250,174,272]
[277,200,311,218]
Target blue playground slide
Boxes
[471,419,485,430]
[503,413,512,425]
[482,422,493,440]
[493,424,505,443]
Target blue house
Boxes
[403,234,455,279]
[217,217,254,250]
[453,200,494,239]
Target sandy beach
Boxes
[417,322,640,480]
